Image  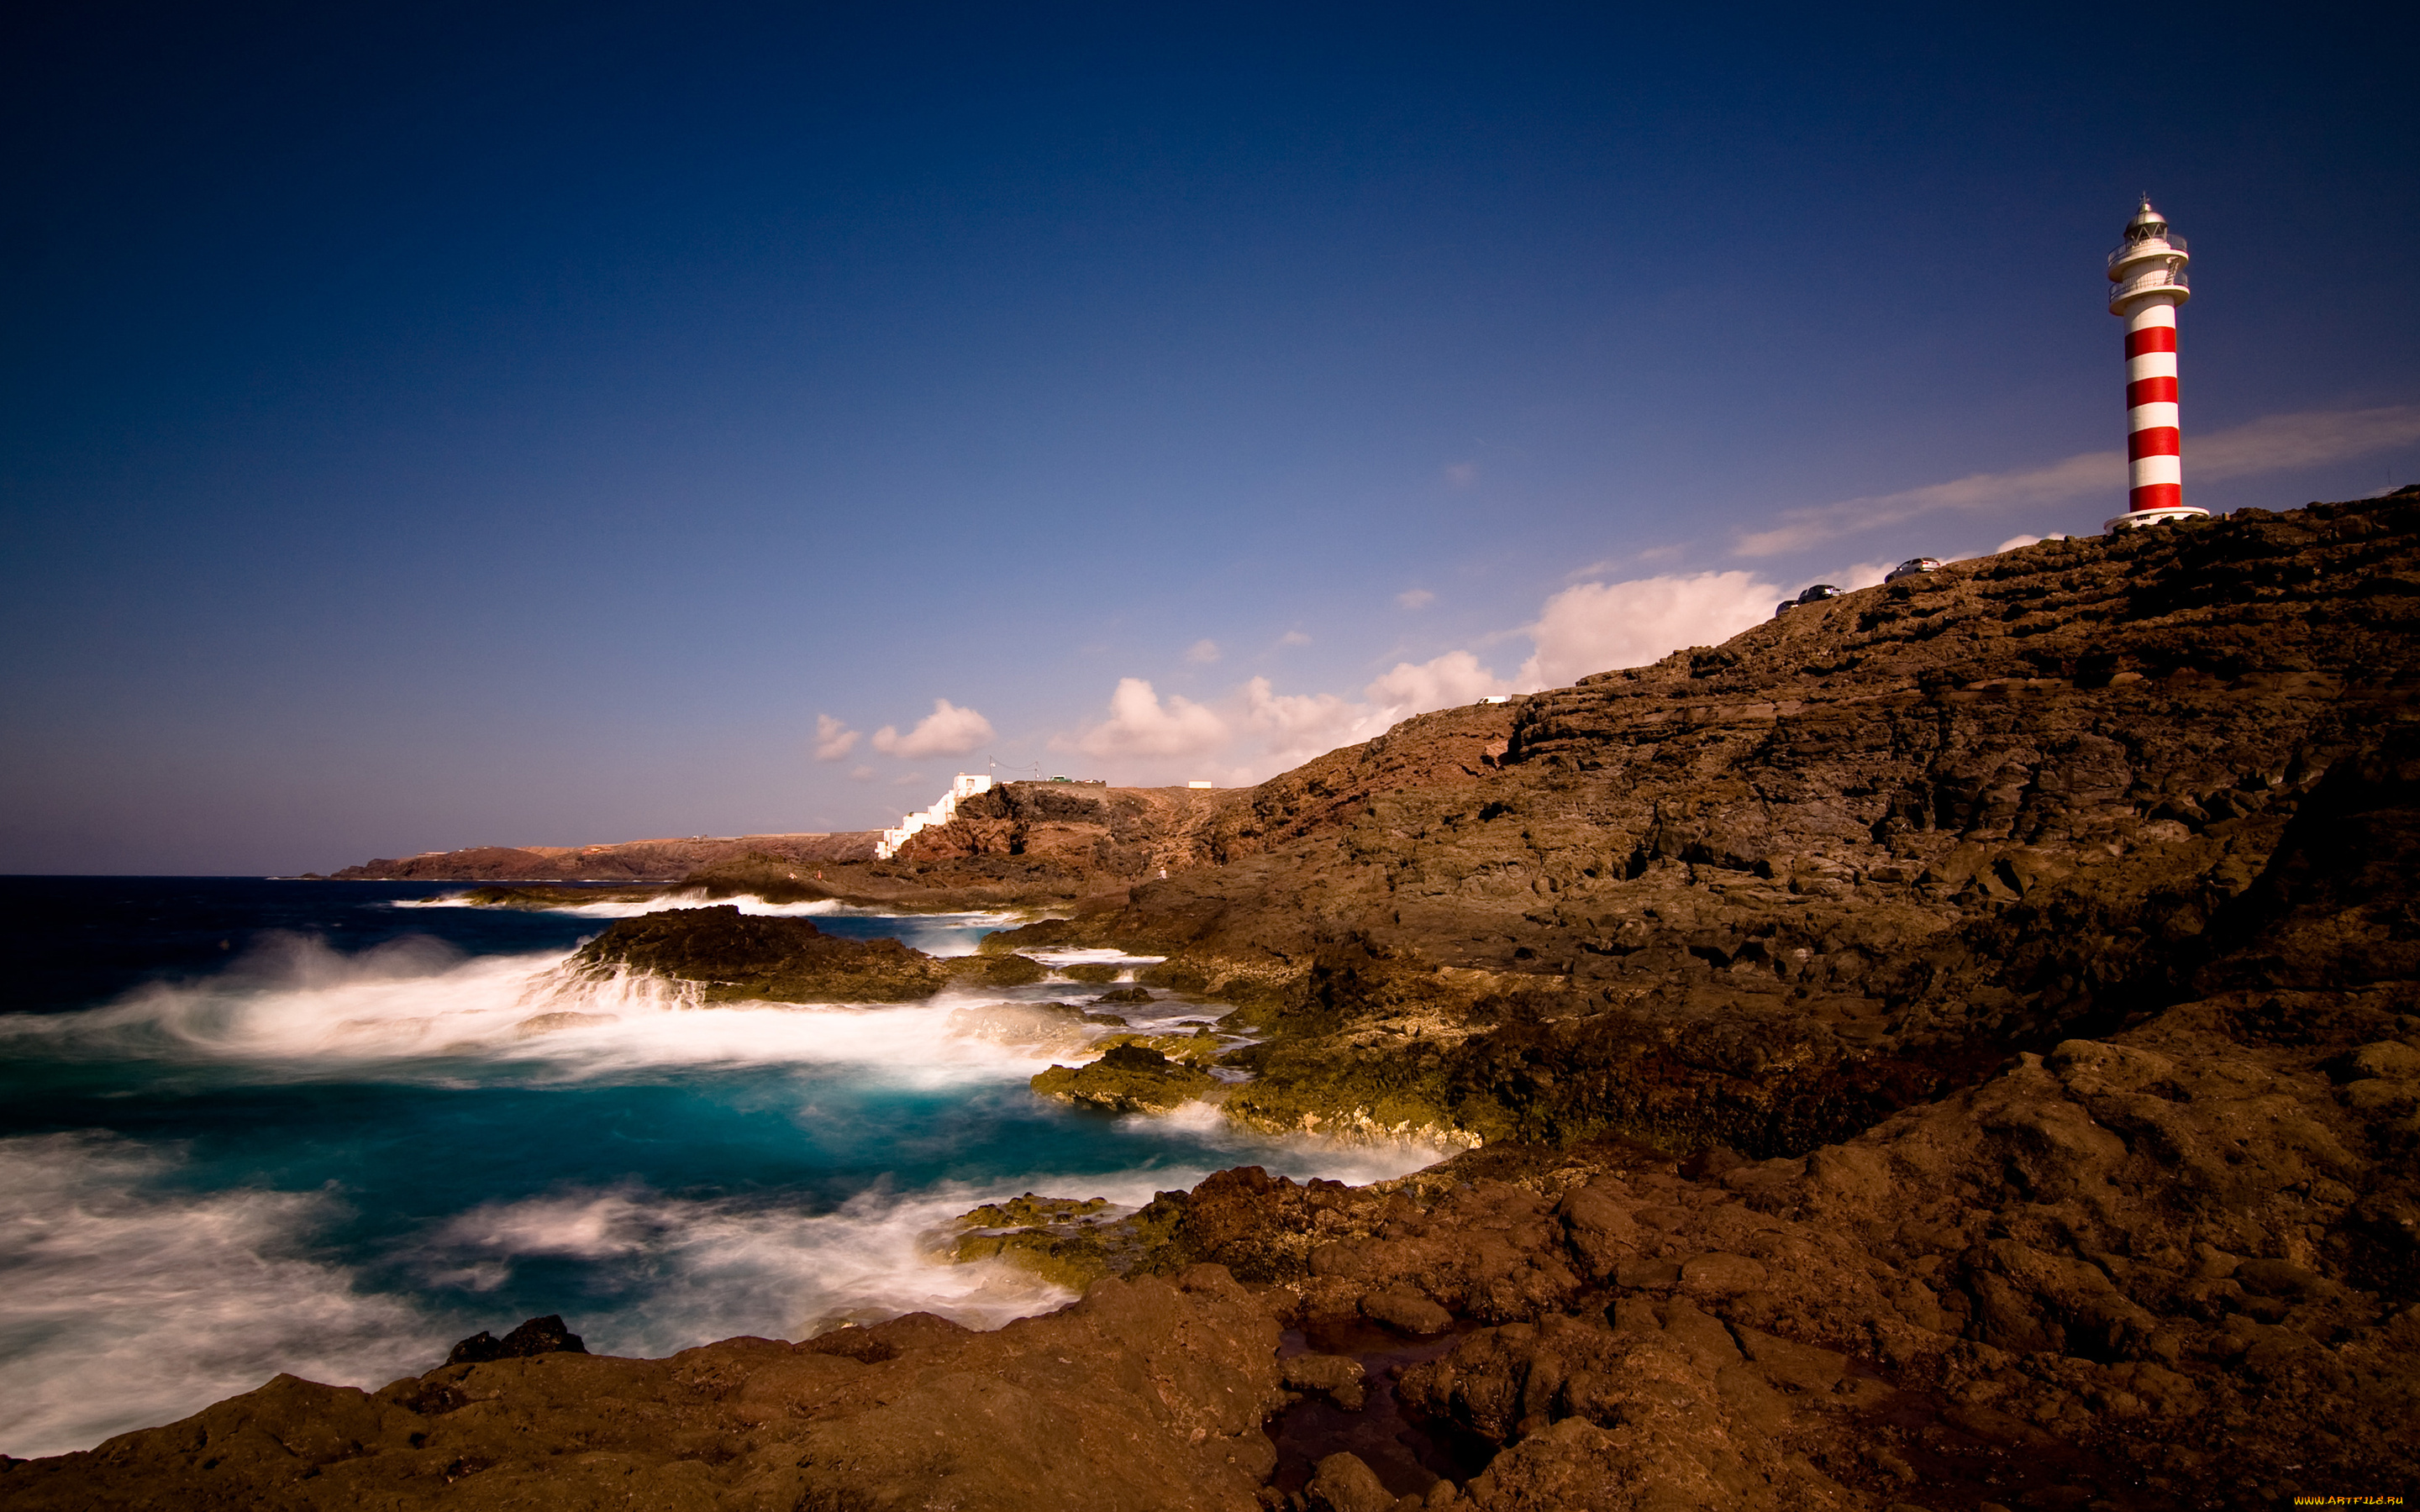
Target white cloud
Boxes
[1186,638,1222,664]
[1995,534,2043,554]
[1054,664,1499,788]
[1365,650,1510,712]
[1733,403,2420,557]
[2192,406,2420,478]
[1278,630,1313,647]
[1239,678,1382,772]
[1055,679,1229,761]
[1395,588,1436,610]
[1735,452,2118,558]
[1518,571,1781,689]
[812,714,860,761]
[1444,462,1478,486]
[870,699,993,759]
[1050,573,1794,785]
[1837,560,1894,591]
[847,764,876,781]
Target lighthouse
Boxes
[2105,197,2207,532]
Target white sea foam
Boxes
[404,1104,1458,1357]
[396,890,849,920]
[1027,945,1168,967]
[0,1132,448,1461]
[0,1112,1454,1461]
[0,930,1463,1458]
[411,1184,1081,1351]
[393,892,1021,954]
[0,934,1118,1088]
[993,1105,1460,1205]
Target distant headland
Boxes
[324,831,880,882]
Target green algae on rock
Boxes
[943,1193,1192,1292]
[1030,1042,1222,1113]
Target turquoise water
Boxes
[0,879,1448,1458]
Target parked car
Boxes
[1884,557,1941,584]
[1774,583,1843,617]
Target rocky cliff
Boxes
[16,493,2420,1510]
[1000,495,2419,1159]
[892,780,1241,876]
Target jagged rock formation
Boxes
[1085,717,2420,1504]
[441,1315,587,1368]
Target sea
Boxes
[0,877,1450,1461]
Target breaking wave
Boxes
[394,891,1023,954]
[0,911,1459,1460]
[0,1132,445,1460]
[0,933,1118,1085]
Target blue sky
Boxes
[4,2,2415,873]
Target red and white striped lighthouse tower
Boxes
[2105,197,2207,531]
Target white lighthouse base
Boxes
[2103,505,2211,533]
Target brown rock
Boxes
[1677,1252,1767,1295]
[1733,1326,1847,1393]
[566,905,954,1002]
[443,1314,587,1366]
[1306,1451,1397,1512]
[1361,1289,1453,1336]
[1281,1353,1368,1410]
[1614,1258,1680,1289]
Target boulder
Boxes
[1361,1288,1452,1336]
[444,1314,589,1366]
[1306,1451,1397,1512]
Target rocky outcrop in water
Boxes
[567,905,955,1001]
[566,905,1052,1001]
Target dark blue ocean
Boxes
[0,878,1445,1458]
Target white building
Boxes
[874,773,994,860]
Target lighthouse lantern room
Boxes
[2105,197,2207,533]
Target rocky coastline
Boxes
[9,492,2419,1509]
